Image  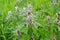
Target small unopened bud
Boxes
[31,35,35,40]
[22,7,28,16]
[27,13,33,25]
[6,11,12,21]
[52,36,56,40]
[16,30,21,37]
[16,0,21,5]
[15,6,20,13]
[46,16,52,24]
[41,5,44,10]
[8,11,12,16]
[27,4,32,13]
[57,12,60,20]
[56,12,60,25]
[57,21,60,25]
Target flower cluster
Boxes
[46,16,52,24]
[57,12,60,25]
[27,4,32,13]
[27,13,33,25]
[27,4,33,25]
[15,6,20,13]
[52,0,58,5]
[22,7,28,16]
[6,11,13,21]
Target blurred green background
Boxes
[0,0,60,40]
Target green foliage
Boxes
[0,0,60,40]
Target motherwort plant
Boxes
[26,3,35,40]
[27,3,33,25]
[5,11,13,22]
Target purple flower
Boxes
[27,4,32,13]
[27,13,33,25]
